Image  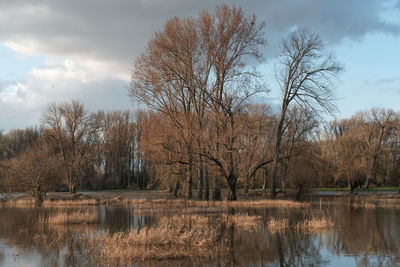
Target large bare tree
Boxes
[356,108,398,188]
[269,28,343,198]
[131,5,266,200]
[43,100,100,193]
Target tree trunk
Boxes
[197,157,204,199]
[295,185,303,201]
[212,176,221,201]
[271,118,284,199]
[68,182,76,194]
[173,180,180,197]
[203,166,209,200]
[364,155,378,189]
[186,162,193,199]
[244,178,249,193]
[281,162,289,193]
[228,178,237,201]
[262,168,268,193]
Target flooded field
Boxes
[0,195,399,266]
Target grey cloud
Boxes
[0,0,398,68]
[0,79,11,93]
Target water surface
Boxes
[0,197,399,266]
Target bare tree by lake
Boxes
[270,29,343,198]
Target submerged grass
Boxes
[267,218,289,234]
[48,210,99,225]
[295,217,334,234]
[84,213,262,264]
[266,216,333,234]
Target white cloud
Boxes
[0,58,134,132]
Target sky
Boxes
[0,0,399,132]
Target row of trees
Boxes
[317,109,400,192]
[0,102,149,200]
[0,101,399,200]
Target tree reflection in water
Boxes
[0,199,399,266]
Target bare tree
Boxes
[270,28,343,198]
[131,5,266,201]
[278,106,319,192]
[335,124,367,192]
[6,142,62,202]
[356,108,398,188]
[43,100,100,193]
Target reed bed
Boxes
[266,216,333,234]
[124,198,308,208]
[0,197,99,207]
[221,213,262,232]
[44,199,99,207]
[48,210,99,225]
[267,218,289,234]
[351,198,400,209]
[0,198,37,206]
[1,194,309,209]
[222,199,309,208]
[85,213,262,264]
[295,217,334,234]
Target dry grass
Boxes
[0,197,99,207]
[267,218,289,234]
[221,199,308,208]
[48,210,99,225]
[351,198,400,209]
[44,199,99,206]
[266,216,333,234]
[124,198,308,209]
[221,213,262,232]
[1,194,309,209]
[85,213,262,264]
[295,217,334,234]
[0,198,37,206]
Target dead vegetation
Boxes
[350,197,400,209]
[84,214,262,264]
[267,216,333,234]
[0,195,309,209]
[48,210,99,225]
[295,217,334,234]
[267,218,289,234]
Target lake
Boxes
[0,195,399,266]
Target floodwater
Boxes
[0,197,399,266]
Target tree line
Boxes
[0,101,399,201]
[1,5,398,201]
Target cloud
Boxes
[0,58,133,132]
[0,0,398,67]
[0,0,399,131]
[0,79,12,93]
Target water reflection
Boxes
[0,198,399,266]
